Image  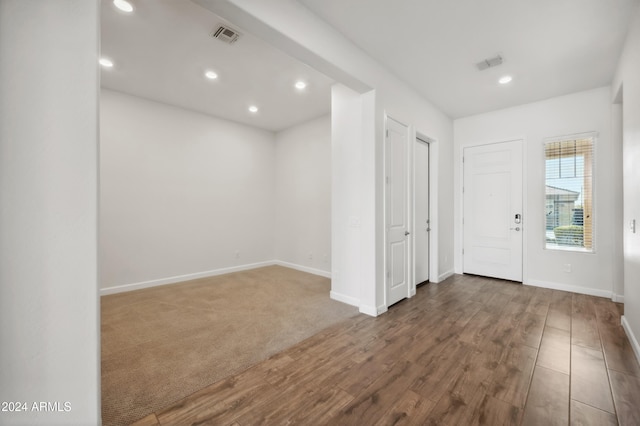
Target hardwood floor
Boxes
[131,274,640,426]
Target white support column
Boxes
[0,1,100,424]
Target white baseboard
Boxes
[101,260,333,296]
[330,291,359,307]
[100,261,275,295]
[612,294,625,303]
[273,260,331,278]
[377,304,388,316]
[525,279,612,299]
[359,304,381,317]
[358,304,377,317]
[337,295,386,317]
[622,315,640,365]
[437,269,455,283]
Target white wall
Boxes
[274,115,332,276]
[330,85,365,306]
[613,5,640,361]
[611,102,624,302]
[100,90,276,291]
[0,1,100,424]
[197,0,455,315]
[454,87,619,298]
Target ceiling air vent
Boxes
[476,55,503,71]
[211,25,241,44]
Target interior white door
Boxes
[415,139,430,284]
[463,140,523,282]
[386,117,409,306]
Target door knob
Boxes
[510,227,521,231]
[405,231,410,236]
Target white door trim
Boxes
[412,136,433,293]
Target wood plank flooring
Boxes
[131,274,640,425]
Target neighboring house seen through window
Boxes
[544,134,595,252]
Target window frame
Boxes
[543,132,597,253]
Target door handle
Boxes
[405,231,410,236]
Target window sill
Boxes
[544,244,594,253]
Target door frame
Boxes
[411,134,436,295]
[383,113,439,308]
[459,138,528,284]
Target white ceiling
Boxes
[100,0,333,132]
[300,0,639,118]
[102,0,639,127]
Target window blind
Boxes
[544,136,595,251]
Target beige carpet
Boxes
[101,265,359,425]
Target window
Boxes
[544,135,595,252]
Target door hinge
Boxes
[386,176,390,184]
[462,156,465,163]
[462,248,464,255]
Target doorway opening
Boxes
[384,118,437,308]
[414,137,431,287]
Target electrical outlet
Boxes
[564,263,572,273]
[235,250,240,259]
[308,253,313,260]
[324,254,328,263]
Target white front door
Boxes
[386,117,409,306]
[463,140,523,282]
[415,139,430,284]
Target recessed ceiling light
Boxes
[294,81,307,90]
[248,105,259,113]
[113,0,133,12]
[99,58,114,68]
[499,75,513,84]
[204,70,218,80]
